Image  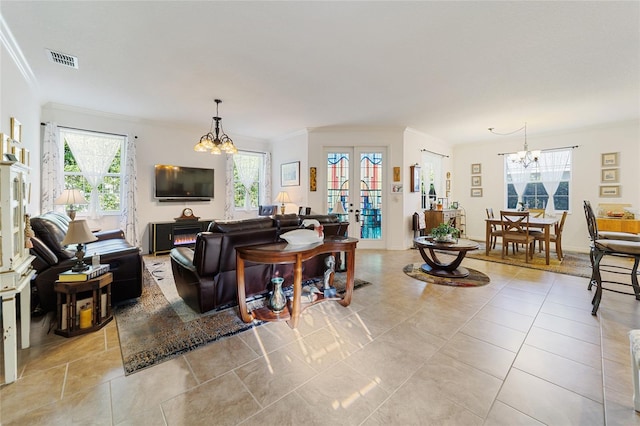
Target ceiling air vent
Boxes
[45,49,78,69]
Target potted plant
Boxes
[430,223,460,242]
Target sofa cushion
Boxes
[208,217,274,233]
[275,214,300,228]
[30,212,74,260]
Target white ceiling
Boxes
[1,1,638,144]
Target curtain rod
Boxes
[41,122,130,138]
[420,148,449,158]
[497,145,579,156]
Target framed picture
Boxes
[410,164,421,192]
[599,185,620,197]
[601,152,619,167]
[471,163,481,174]
[471,176,481,187]
[281,161,300,187]
[0,132,8,154]
[445,180,451,191]
[393,166,401,182]
[309,167,317,191]
[4,153,18,162]
[601,168,619,183]
[391,184,403,193]
[470,188,483,197]
[10,117,22,143]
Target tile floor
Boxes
[1,249,640,425]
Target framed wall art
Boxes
[393,166,401,182]
[601,168,619,183]
[601,152,619,167]
[309,167,317,191]
[471,176,481,187]
[599,185,620,198]
[470,188,483,197]
[281,161,300,187]
[410,164,421,192]
[10,117,22,143]
[471,163,481,174]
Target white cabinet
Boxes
[0,160,35,383]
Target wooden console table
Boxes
[597,218,640,234]
[236,236,358,329]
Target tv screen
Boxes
[154,165,214,200]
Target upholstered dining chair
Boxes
[534,211,567,260]
[500,210,536,263]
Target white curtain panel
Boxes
[118,136,139,246]
[539,150,571,214]
[506,159,528,206]
[263,151,271,205]
[224,155,234,219]
[41,122,64,212]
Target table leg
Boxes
[236,254,252,323]
[288,254,303,329]
[19,282,30,349]
[485,220,491,255]
[2,295,17,383]
[545,225,551,265]
[339,247,355,307]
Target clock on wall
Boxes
[175,208,199,221]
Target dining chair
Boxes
[486,208,501,250]
[500,210,536,263]
[535,211,567,261]
[258,205,277,216]
[529,208,545,218]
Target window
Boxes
[421,151,443,209]
[233,151,267,210]
[60,128,125,215]
[505,149,572,211]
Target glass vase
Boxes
[269,277,287,313]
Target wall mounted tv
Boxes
[154,164,214,201]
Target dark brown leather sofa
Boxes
[29,211,143,312]
[169,214,348,313]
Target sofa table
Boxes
[236,236,358,329]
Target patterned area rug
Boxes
[403,263,491,287]
[464,241,592,278]
[114,255,370,375]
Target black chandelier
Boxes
[194,99,238,155]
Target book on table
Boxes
[58,264,110,282]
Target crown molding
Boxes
[0,14,38,92]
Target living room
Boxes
[1,2,640,424]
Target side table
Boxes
[54,272,113,337]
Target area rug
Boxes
[403,263,491,287]
[463,241,592,279]
[114,255,371,375]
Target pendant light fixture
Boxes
[489,122,540,168]
[194,99,238,155]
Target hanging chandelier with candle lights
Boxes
[194,99,238,155]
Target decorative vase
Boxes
[269,277,287,313]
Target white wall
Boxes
[452,120,640,253]
[271,129,308,213]
[41,103,271,254]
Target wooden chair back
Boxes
[583,200,599,241]
[555,211,568,236]
[530,208,545,218]
[500,210,531,235]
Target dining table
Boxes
[485,215,559,265]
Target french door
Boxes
[325,147,385,249]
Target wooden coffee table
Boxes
[414,237,479,278]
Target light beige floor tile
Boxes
[0,364,66,422]
[484,400,545,425]
[115,406,167,426]
[440,333,516,379]
[233,346,317,406]
[524,326,602,370]
[498,368,604,425]
[162,372,261,426]
[412,351,503,418]
[238,321,300,355]
[4,382,112,426]
[475,304,535,333]
[489,293,542,317]
[514,344,603,403]
[603,357,633,394]
[285,327,360,372]
[533,311,601,345]
[185,334,259,383]
[64,346,125,396]
[362,367,483,425]
[540,299,600,326]
[110,357,198,424]
[296,361,390,425]
[460,317,526,352]
[498,286,547,304]
[403,302,471,340]
[239,391,320,425]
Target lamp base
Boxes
[280,205,286,215]
[71,243,90,272]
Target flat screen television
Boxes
[154,164,214,201]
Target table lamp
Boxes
[275,191,291,215]
[333,200,347,216]
[61,219,98,272]
[54,189,88,220]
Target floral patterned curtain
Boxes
[118,136,139,246]
[41,122,64,212]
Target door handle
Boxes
[355,209,360,222]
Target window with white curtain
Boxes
[505,148,572,213]
[233,151,267,210]
[60,128,125,216]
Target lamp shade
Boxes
[61,220,98,246]
[275,191,291,204]
[55,189,88,206]
[333,201,347,214]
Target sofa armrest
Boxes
[170,247,196,272]
[94,229,126,241]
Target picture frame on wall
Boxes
[601,168,619,183]
[410,164,421,192]
[601,152,619,167]
[10,117,22,143]
[470,188,483,197]
[471,176,481,187]
[393,166,401,182]
[471,163,481,174]
[309,167,317,191]
[281,161,300,187]
[599,185,620,197]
